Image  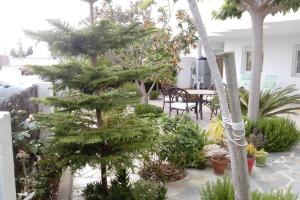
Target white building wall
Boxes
[224,35,300,90]
[0,112,16,200]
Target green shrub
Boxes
[82,182,107,200]
[249,117,300,152]
[134,103,163,117]
[82,169,167,200]
[201,176,298,200]
[150,90,160,100]
[33,155,63,200]
[251,189,298,200]
[158,115,208,169]
[132,180,167,200]
[200,176,234,200]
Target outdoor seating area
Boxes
[161,83,219,120]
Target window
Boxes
[245,50,252,71]
[293,45,300,76]
[296,51,300,73]
[242,46,263,72]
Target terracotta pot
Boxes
[211,155,229,175]
[247,157,255,174]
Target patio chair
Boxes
[239,72,251,89]
[192,75,204,89]
[262,75,277,91]
[204,84,225,119]
[161,83,174,111]
[168,88,198,119]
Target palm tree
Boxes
[240,85,300,117]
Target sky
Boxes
[0,0,90,55]
[1,0,300,57]
[0,0,210,56]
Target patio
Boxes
[151,96,300,199]
[71,97,300,200]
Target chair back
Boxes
[168,87,191,103]
[239,72,251,89]
[262,75,277,91]
[208,83,227,91]
[161,83,174,96]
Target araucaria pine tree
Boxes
[25,1,157,193]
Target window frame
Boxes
[241,45,264,73]
[242,46,252,73]
[292,45,300,77]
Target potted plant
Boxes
[246,143,256,174]
[255,149,268,167]
[211,152,229,175]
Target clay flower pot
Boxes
[211,155,228,175]
[247,157,255,174]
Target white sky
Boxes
[0,0,217,56]
[1,0,299,56]
[0,0,88,55]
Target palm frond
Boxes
[240,85,300,117]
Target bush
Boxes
[158,115,208,169]
[150,90,160,100]
[252,189,298,200]
[83,170,167,200]
[200,176,234,200]
[33,155,62,200]
[201,176,298,200]
[139,161,186,182]
[132,180,167,200]
[82,182,107,200]
[246,117,299,152]
[134,103,163,117]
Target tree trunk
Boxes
[224,53,250,200]
[186,1,250,199]
[96,108,102,127]
[101,165,108,193]
[91,55,97,68]
[247,13,265,121]
[140,80,149,104]
[96,108,108,192]
[89,1,94,24]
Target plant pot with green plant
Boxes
[247,143,256,174]
[211,153,229,175]
[255,149,268,167]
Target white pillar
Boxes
[37,82,54,139]
[37,82,54,113]
[0,112,16,200]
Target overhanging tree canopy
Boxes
[213,0,300,121]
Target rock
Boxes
[203,144,228,158]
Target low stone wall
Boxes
[0,85,38,131]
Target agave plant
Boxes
[240,85,300,117]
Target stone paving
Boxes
[72,145,300,200]
[167,143,300,200]
[71,97,300,199]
